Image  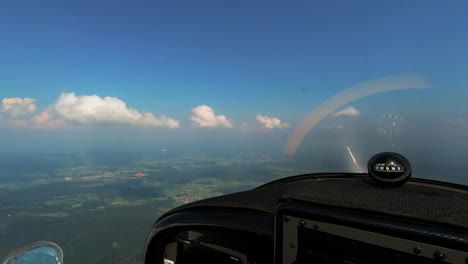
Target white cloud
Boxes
[191,105,233,128]
[52,93,179,128]
[33,111,68,129]
[3,110,68,129]
[2,97,37,117]
[256,114,290,129]
[331,106,360,118]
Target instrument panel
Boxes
[276,203,468,264]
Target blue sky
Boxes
[1,0,468,155]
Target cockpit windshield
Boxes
[1,1,467,263]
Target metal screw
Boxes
[313,224,319,230]
[434,251,445,261]
[290,243,295,248]
[299,220,306,227]
[283,215,289,222]
[413,247,421,254]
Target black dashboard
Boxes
[144,174,468,264]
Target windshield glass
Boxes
[1,1,467,263]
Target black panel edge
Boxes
[257,172,468,193]
[256,173,368,189]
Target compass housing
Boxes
[367,152,412,187]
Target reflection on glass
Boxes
[2,242,63,264]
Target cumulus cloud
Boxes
[256,114,290,129]
[191,105,233,128]
[2,98,37,117]
[52,93,179,128]
[33,111,68,129]
[2,93,180,129]
[331,106,360,118]
[3,110,67,129]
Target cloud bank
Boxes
[2,98,37,117]
[33,111,68,129]
[2,93,180,129]
[256,114,290,129]
[191,105,233,128]
[331,106,360,118]
[52,93,179,128]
